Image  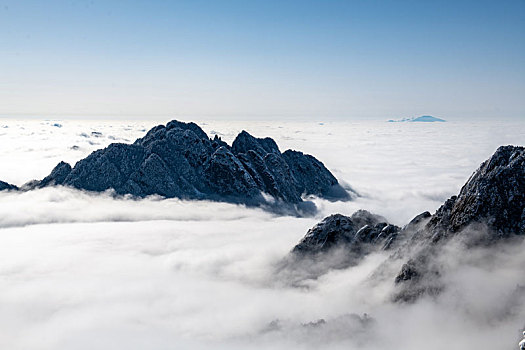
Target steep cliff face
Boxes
[30,120,351,213]
[282,150,347,200]
[392,145,525,301]
[425,145,525,240]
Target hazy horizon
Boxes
[0,114,523,123]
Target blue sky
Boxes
[1,0,524,120]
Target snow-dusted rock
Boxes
[426,145,525,239]
[393,145,525,301]
[33,120,351,213]
[278,210,400,283]
[285,145,525,295]
[291,210,400,257]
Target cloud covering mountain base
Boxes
[1,217,523,349]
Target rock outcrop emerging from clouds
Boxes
[287,145,525,297]
[291,210,400,257]
[425,145,525,239]
[279,210,401,282]
[31,120,350,214]
[392,145,525,301]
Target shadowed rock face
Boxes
[282,150,346,200]
[426,145,525,239]
[38,161,72,188]
[393,145,525,301]
[0,180,17,191]
[282,210,401,281]
[292,210,400,257]
[30,120,351,214]
[232,130,280,156]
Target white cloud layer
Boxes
[0,118,524,349]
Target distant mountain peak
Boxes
[388,115,446,122]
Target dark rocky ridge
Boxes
[278,210,401,283]
[292,210,400,257]
[0,180,17,191]
[17,120,350,214]
[287,145,525,298]
[425,145,525,240]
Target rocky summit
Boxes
[23,120,350,214]
[425,145,525,239]
[292,210,400,257]
[279,210,401,281]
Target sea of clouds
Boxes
[0,118,524,349]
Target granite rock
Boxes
[32,120,351,214]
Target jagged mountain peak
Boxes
[291,210,400,258]
[285,145,525,298]
[6,120,351,216]
[427,145,525,239]
[232,130,281,156]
